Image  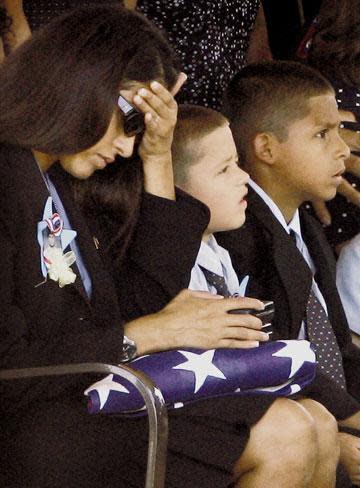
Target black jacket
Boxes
[218,187,360,410]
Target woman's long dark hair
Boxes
[308,0,360,87]
[0,4,180,264]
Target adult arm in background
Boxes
[123,0,137,9]
[312,109,360,239]
[246,3,273,64]
[2,0,30,52]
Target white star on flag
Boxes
[290,384,301,394]
[173,350,226,393]
[273,340,315,377]
[84,374,129,409]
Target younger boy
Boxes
[219,60,360,485]
[171,104,250,297]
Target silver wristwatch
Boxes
[119,334,138,362]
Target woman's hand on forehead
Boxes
[120,75,186,200]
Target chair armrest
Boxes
[0,362,168,488]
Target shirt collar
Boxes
[196,235,229,276]
[249,179,301,237]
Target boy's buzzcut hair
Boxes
[223,60,334,161]
[172,104,228,187]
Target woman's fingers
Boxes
[169,290,270,347]
[183,288,265,310]
[170,72,187,96]
[132,82,177,123]
[311,199,332,226]
[338,178,360,206]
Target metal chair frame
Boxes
[0,362,168,488]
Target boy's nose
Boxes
[336,132,350,161]
[236,165,250,185]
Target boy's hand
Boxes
[339,433,360,486]
[124,289,270,357]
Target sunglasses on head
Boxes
[118,95,145,137]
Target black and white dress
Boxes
[22,0,119,31]
[137,0,261,110]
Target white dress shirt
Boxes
[189,234,249,296]
[249,180,329,338]
[336,233,360,334]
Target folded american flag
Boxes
[85,340,316,415]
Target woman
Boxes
[0,5,338,488]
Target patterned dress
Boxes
[137,0,261,110]
[23,0,119,31]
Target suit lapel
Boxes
[247,189,312,334]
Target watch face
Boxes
[120,335,137,362]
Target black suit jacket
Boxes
[0,144,124,412]
[218,187,360,406]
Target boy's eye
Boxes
[316,129,328,139]
[218,165,229,174]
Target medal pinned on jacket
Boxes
[37,196,77,288]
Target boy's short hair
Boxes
[223,60,334,161]
[172,104,228,186]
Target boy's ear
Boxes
[253,133,278,165]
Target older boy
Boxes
[219,60,360,485]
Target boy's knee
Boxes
[299,399,339,460]
[236,398,317,479]
[260,398,317,456]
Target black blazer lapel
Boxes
[247,189,313,335]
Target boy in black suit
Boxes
[219,60,360,485]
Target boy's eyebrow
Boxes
[314,120,341,130]
[214,154,237,168]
